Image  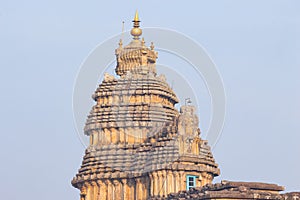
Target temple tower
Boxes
[72,12,220,200]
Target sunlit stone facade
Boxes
[72,12,220,200]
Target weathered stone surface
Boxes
[72,13,219,200]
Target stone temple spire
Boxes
[114,11,158,76]
[72,13,220,200]
[130,10,142,40]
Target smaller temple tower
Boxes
[72,11,220,200]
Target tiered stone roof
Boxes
[72,22,219,191]
[85,71,179,136]
[72,135,219,186]
[72,12,220,199]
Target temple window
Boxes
[186,175,197,190]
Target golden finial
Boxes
[134,10,139,22]
[131,10,142,40]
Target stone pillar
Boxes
[85,182,94,200]
[97,180,107,200]
[106,180,113,200]
[111,128,116,144]
[162,170,167,197]
[149,173,154,196]
[119,128,125,143]
[96,181,100,200]
[167,171,174,194]
[128,179,135,200]
[143,176,150,200]
[157,171,163,197]
[152,172,158,196]
[91,181,98,200]
[121,179,130,200]
[104,128,111,144]
[113,180,121,200]
[179,171,185,191]
[145,95,150,103]
[174,171,180,193]
[136,178,143,200]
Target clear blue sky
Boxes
[0,0,299,199]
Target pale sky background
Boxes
[0,0,299,200]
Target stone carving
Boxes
[178,105,199,137]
